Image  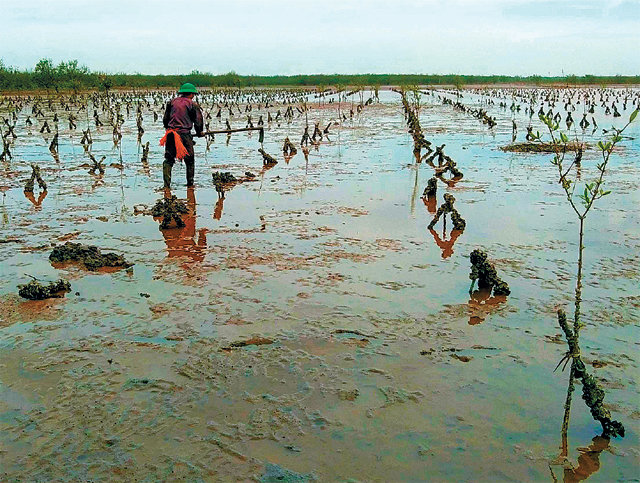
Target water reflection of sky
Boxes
[0,88,638,480]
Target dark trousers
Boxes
[163,132,195,188]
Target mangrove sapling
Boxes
[24,164,47,193]
[141,141,150,165]
[428,193,466,231]
[468,249,510,296]
[258,148,278,166]
[80,128,93,146]
[422,177,437,198]
[3,120,17,140]
[300,126,311,147]
[537,108,638,444]
[212,172,237,199]
[39,120,51,134]
[211,172,237,185]
[282,137,297,156]
[0,125,13,162]
[88,153,106,175]
[399,89,432,162]
[49,132,60,162]
[426,145,464,180]
[311,122,323,143]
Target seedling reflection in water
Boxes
[536,108,638,458]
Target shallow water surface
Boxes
[0,88,638,481]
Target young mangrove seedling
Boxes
[537,108,638,440]
[24,164,47,193]
[282,137,297,156]
[428,193,466,231]
[141,141,150,164]
[212,172,237,199]
[88,153,106,175]
[422,177,437,198]
[258,148,278,166]
[468,249,510,296]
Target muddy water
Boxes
[0,89,638,481]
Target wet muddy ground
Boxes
[0,88,639,481]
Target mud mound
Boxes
[18,279,71,300]
[150,196,188,217]
[212,172,237,185]
[49,242,133,271]
[501,142,584,153]
[151,196,188,229]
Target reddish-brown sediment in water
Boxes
[0,294,67,326]
[0,87,638,481]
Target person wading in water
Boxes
[160,83,204,188]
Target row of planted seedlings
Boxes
[401,85,638,463]
[399,88,505,298]
[455,85,637,466]
[1,85,382,296]
[472,86,640,145]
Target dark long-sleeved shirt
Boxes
[163,96,204,135]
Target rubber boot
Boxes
[163,160,173,189]
[185,158,195,187]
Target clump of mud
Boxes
[211,172,237,185]
[212,172,238,198]
[469,249,510,296]
[501,142,584,153]
[222,336,273,351]
[260,463,315,482]
[18,278,71,300]
[49,242,133,271]
[151,196,188,229]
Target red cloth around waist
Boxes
[160,129,189,160]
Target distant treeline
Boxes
[1,59,639,91]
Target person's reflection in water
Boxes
[161,187,207,263]
[24,190,47,210]
[467,288,507,325]
[428,227,462,259]
[560,436,610,483]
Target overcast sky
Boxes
[1,0,638,75]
